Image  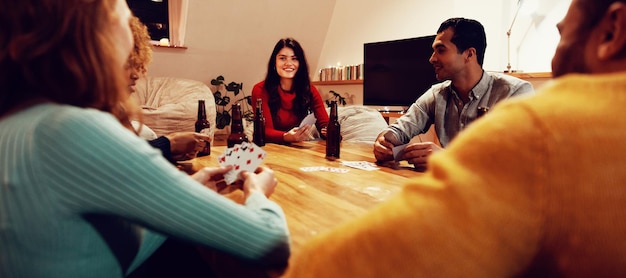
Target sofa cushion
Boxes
[131,76,216,142]
[325,106,388,143]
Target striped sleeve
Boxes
[33,108,290,266]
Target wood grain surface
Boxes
[191,140,420,253]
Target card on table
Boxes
[341,161,380,171]
[299,166,349,173]
[218,142,267,184]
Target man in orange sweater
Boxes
[283,0,626,276]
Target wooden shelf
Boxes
[312,72,551,86]
[311,72,550,86]
[312,80,363,85]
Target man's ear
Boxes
[598,2,626,60]
[465,47,476,61]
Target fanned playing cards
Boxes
[218,142,267,184]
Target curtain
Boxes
[168,0,189,46]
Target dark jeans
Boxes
[128,238,216,278]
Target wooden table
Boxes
[191,140,419,253]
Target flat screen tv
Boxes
[363,35,439,112]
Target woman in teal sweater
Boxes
[0,0,290,277]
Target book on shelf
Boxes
[318,64,363,82]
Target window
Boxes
[127,0,188,47]
[127,0,169,42]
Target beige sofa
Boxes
[131,76,216,142]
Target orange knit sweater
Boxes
[283,72,626,277]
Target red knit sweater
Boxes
[251,81,329,143]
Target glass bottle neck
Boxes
[329,103,338,121]
[197,100,206,119]
[231,105,244,132]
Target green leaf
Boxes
[216,111,231,129]
[210,76,226,86]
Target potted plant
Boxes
[210,75,253,129]
[325,90,347,107]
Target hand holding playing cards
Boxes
[283,125,314,142]
[240,166,278,198]
[218,142,268,185]
[191,165,234,192]
[402,142,442,167]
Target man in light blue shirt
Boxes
[374,17,534,168]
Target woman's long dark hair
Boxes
[263,38,312,122]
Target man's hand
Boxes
[373,132,395,162]
[166,132,211,161]
[401,142,442,168]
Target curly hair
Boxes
[128,15,152,75]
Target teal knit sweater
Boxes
[0,103,290,277]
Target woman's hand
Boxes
[191,165,233,192]
[282,125,314,142]
[240,166,278,198]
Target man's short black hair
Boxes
[437,18,487,66]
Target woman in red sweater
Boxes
[252,38,329,144]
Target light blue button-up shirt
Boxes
[386,71,535,147]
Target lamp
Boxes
[505,0,523,73]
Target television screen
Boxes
[363,35,439,112]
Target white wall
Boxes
[513,0,572,71]
[147,0,336,93]
[315,0,570,104]
[317,0,571,74]
[147,0,571,106]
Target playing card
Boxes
[299,166,349,173]
[323,167,350,173]
[218,145,238,167]
[218,152,228,166]
[299,113,317,128]
[238,142,267,173]
[221,142,267,184]
[218,146,235,166]
[392,144,408,162]
[300,166,323,172]
[341,161,379,171]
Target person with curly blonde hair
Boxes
[127,15,152,88]
[125,16,211,163]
